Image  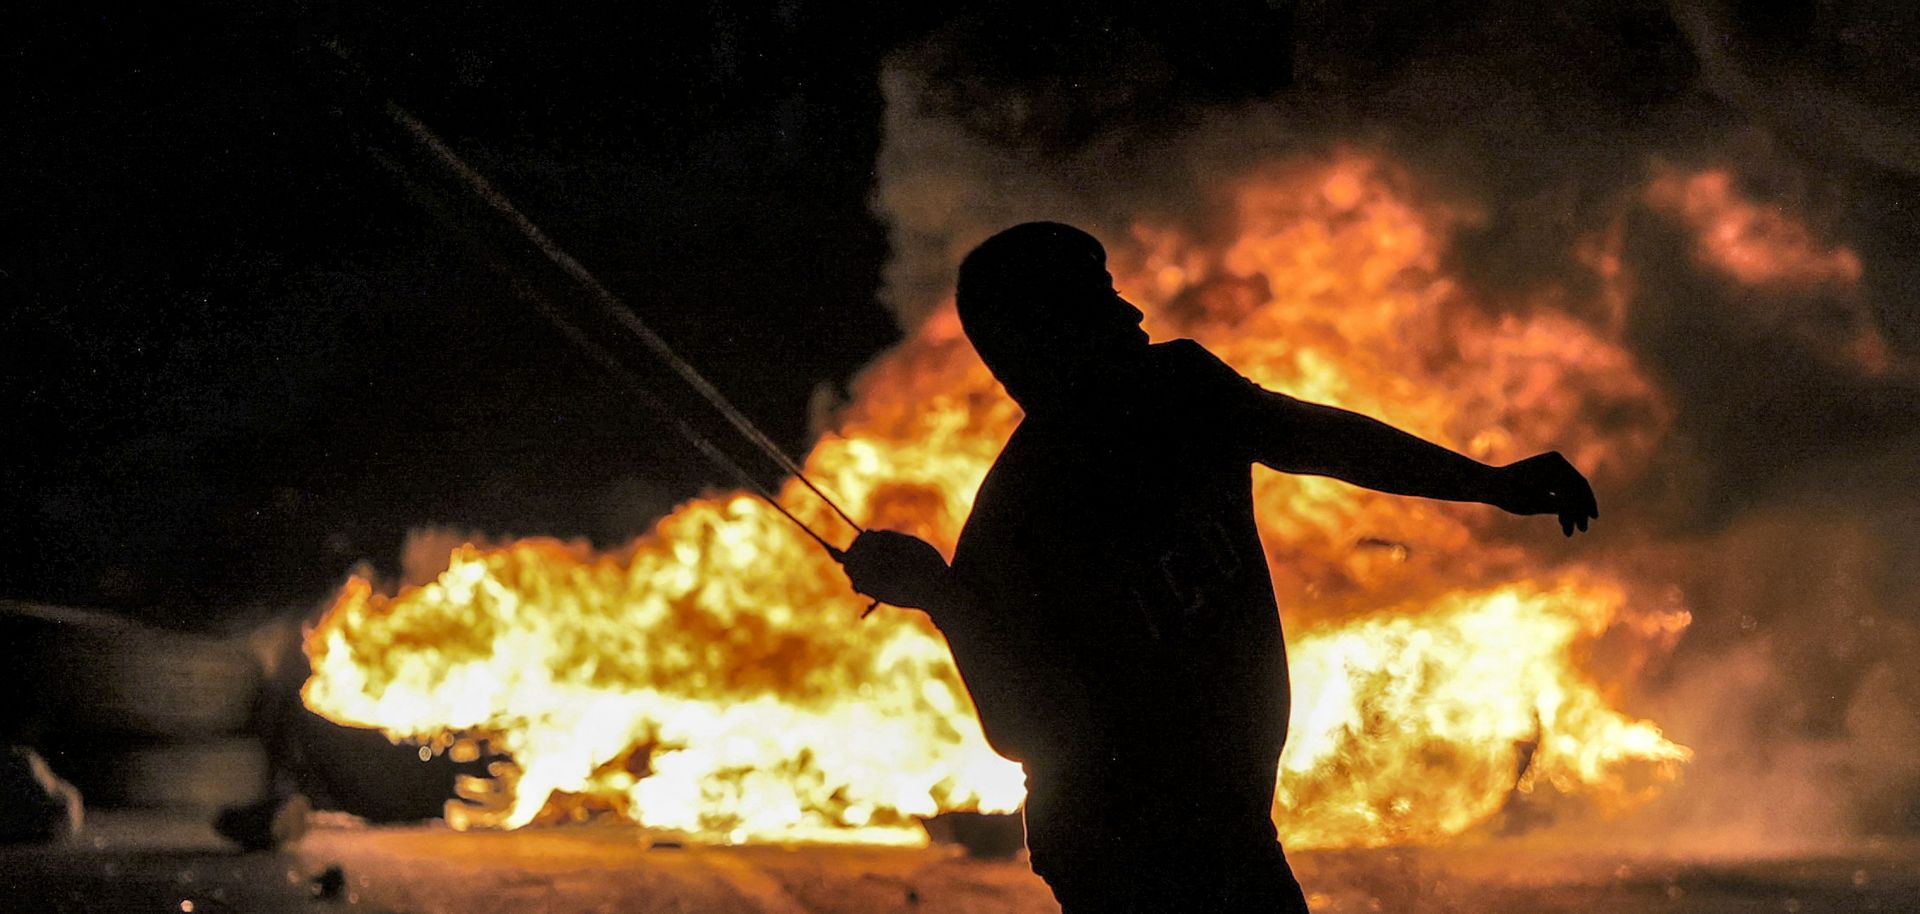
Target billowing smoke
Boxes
[871,0,1920,849]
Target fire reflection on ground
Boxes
[7,812,1915,914]
[285,822,1918,914]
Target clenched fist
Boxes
[838,530,956,612]
[1486,451,1600,537]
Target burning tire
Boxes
[282,706,462,823]
[243,615,464,824]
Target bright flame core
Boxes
[305,151,1696,847]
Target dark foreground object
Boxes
[0,813,396,914]
[4,813,1918,913]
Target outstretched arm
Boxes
[1250,391,1599,536]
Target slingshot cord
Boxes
[324,43,864,544]
[517,280,849,559]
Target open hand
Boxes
[837,530,953,612]
[1488,451,1599,537]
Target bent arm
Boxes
[1251,392,1497,503]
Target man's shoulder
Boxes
[1148,339,1251,390]
[1149,337,1215,361]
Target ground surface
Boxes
[3,813,1917,913]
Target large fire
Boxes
[305,151,1701,848]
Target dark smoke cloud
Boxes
[873,0,1920,846]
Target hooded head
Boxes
[955,222,1150,409]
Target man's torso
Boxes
[951,341,1291,766]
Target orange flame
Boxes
[305,150,1691,847]
[1645,165,1861,288]
[1644,164,1895,374]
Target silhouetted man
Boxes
[842,222,1596,913]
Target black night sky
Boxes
[12,4,913,619]
[9,3,1298,622]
